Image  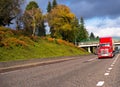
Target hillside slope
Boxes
[0,27,89,62]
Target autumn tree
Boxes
[0,0,24,26]
[22,1,45,36]
[47,5,78,42]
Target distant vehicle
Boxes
[98,37,115,58]
[115,46,120,54]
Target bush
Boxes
[1,37,27,49]
[47,37,55,42]
[0,27,14,39]
[56,39,74,47]
[30,36,39,42]
[19,36,34,45]
[11,29,23,36]
[0,26,10,32]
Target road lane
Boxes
[103,54,120,87]
[0,54,119,87]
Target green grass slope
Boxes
[0,27,89,62]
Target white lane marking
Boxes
[112,63,115,65]
[96,81,105,86]
[104,73,109,76]
[108,68,112,70]
[87,58,97,61]
[96,54,120,87]
[111,64,114,67]
[113,61,116,64]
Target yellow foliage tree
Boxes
[47,5,77,41]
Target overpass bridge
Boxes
[77,40,120,53]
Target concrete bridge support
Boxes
[82,46,98,54]
[88,47,91,53]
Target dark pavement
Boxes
[0,54,120,87]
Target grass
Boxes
[0,39,89,62]
[0,27,89,62]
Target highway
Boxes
[0,54,120,87]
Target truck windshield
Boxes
[99,43,110,47]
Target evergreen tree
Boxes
[47,1,52,12]
[80,17,84,27]
[38,21,46,36]
[76,17,88,42]
[52,0,57,8]
[96,36,99,40]
[90,32,95,40]
[72,18,79,43]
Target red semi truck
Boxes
[98,37,115,58]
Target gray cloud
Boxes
[26,0,120,19]
[68,0,120,19]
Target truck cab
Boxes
[98,37,115,58]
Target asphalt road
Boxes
[0,54,120,87]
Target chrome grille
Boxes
[101,49,109,56]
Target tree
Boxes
[76,17,88,42]
[26,1,39,10]
[22,1,45,36]
[52,0,57,8]
[38,21,46,36]
[0,0,24,26]
[16,15,23,30]
[47,5,77,42]
[96,36,99,39]
[47,1,52,12]
[90,32,95,40]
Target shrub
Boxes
[5,31,14,37]
[30,36,39,42]
[19,36,34,45]
[41,36,47,40]
[56,39,75,47]
[0,27,14,39]
[0,26,10,32]
[0,31,5,41]
[47,37,55,42]
[1,37,27,49]
[0,31,5,34]
[11,29,23,36]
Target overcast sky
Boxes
[25,0,120,37]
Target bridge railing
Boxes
[78,41,120,47]
[77,40,99,46]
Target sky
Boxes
[25,0,120,37]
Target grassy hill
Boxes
[0,27,89,62]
